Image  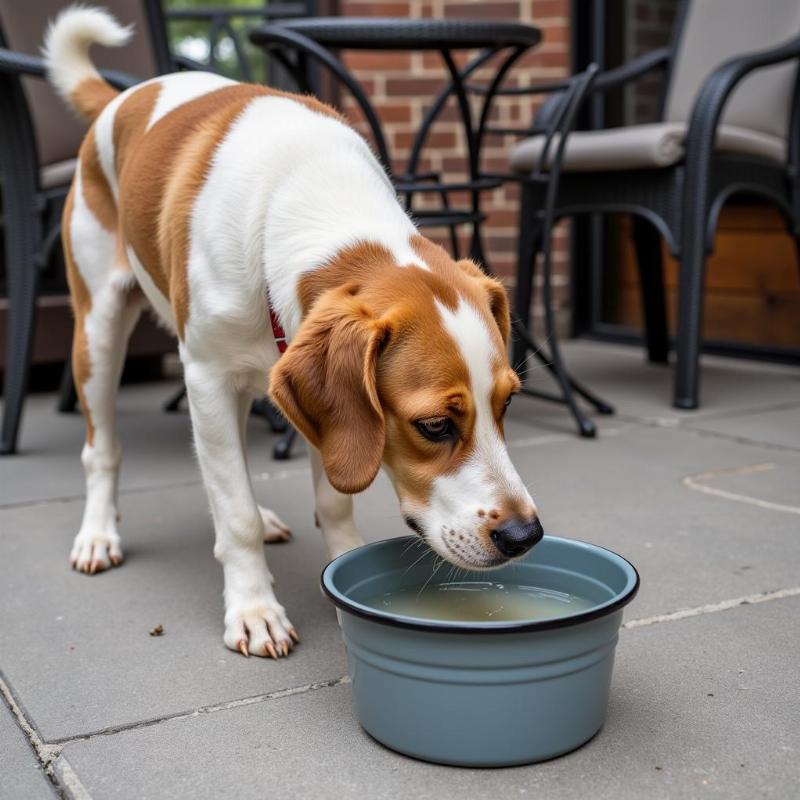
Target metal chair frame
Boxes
[0,44,140,453]
[0,3,303,453]
[252,23,536,266]
[491,0,800,410]
[250,20,612,450]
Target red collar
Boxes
[269,303,288,355]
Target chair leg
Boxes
[511,182,613,436]
[512,184,543,374]
[163,384,187,412]
[272,427,297,461]
[57,357,79,413]
[792,232,800,280]
[251,398,288,433]
[1,215,41,455]
[632,217,669,364]
[468,224,489,273]
[516,188,600,436]
[538,203,597,439]
[673,205,710,410]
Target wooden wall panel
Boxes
[611,207,800,347]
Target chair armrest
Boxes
[592,47,671,92]
[479,46,671,99]
[0,46,138,91]
[685,34,800,177]
[0,47,47,79]
[98,68,140,92]
[172,53,215,73]
[482,47,670,136]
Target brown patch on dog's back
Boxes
[79,126,118,235]
[117,82,344,338]
[158,94,264,336]
[112,82,161,177]
[118,84,253,335]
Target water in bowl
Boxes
[365,580,595,622]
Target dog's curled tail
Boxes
[43,4,133,121]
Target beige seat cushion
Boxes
[40,158,77,189]
[509,122,787,174]
[664,0,800,143]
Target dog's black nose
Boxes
[490,518,544,558]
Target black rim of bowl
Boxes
[320,535,640,634]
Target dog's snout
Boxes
[490,517,544,558]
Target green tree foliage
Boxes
[164,0,272,82]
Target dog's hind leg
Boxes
[67,265,144,574]
[64,165,146,574]
[184,362,296,657]
[310,446,364,559]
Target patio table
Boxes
[250,18,613,440]
[250,18,541,267]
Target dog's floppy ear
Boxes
[269,285,391,494]
[456,260,511,345]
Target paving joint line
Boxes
[614,397,800,426]
[0,421,644,514]
[623,586,800,630]
[0,668,90,800]
[18,395,796,513]
[681,398,800,424]
[676,424,800,455]
[50,675,350,748]
[683,462,800,515]
[613,410,800,454]
[508,422,639,449]
[34,587,800,749]
[0,583,794,779]
[0,466,311,512]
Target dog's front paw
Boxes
[258,506,291,543]
[224,596,298,659]
[70,530,123,574]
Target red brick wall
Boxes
[624,0,678,123]
[338,0,572,329]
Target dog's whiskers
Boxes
[400,537,424,558]
[417,556,446,598]
[512,331,553,369]
[515,360,553,380]
[403,545,433,577]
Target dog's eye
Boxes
[504,394,514,409]
[415,417,456,443]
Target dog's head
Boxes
[270,240,541,569]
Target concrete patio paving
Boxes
[1,340,798,799]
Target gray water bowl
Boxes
[321,535,639,767]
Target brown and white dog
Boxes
[45,6,542,659]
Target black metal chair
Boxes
[0,0,172,454]
[502,0,800,411]
[0,1,301,454]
